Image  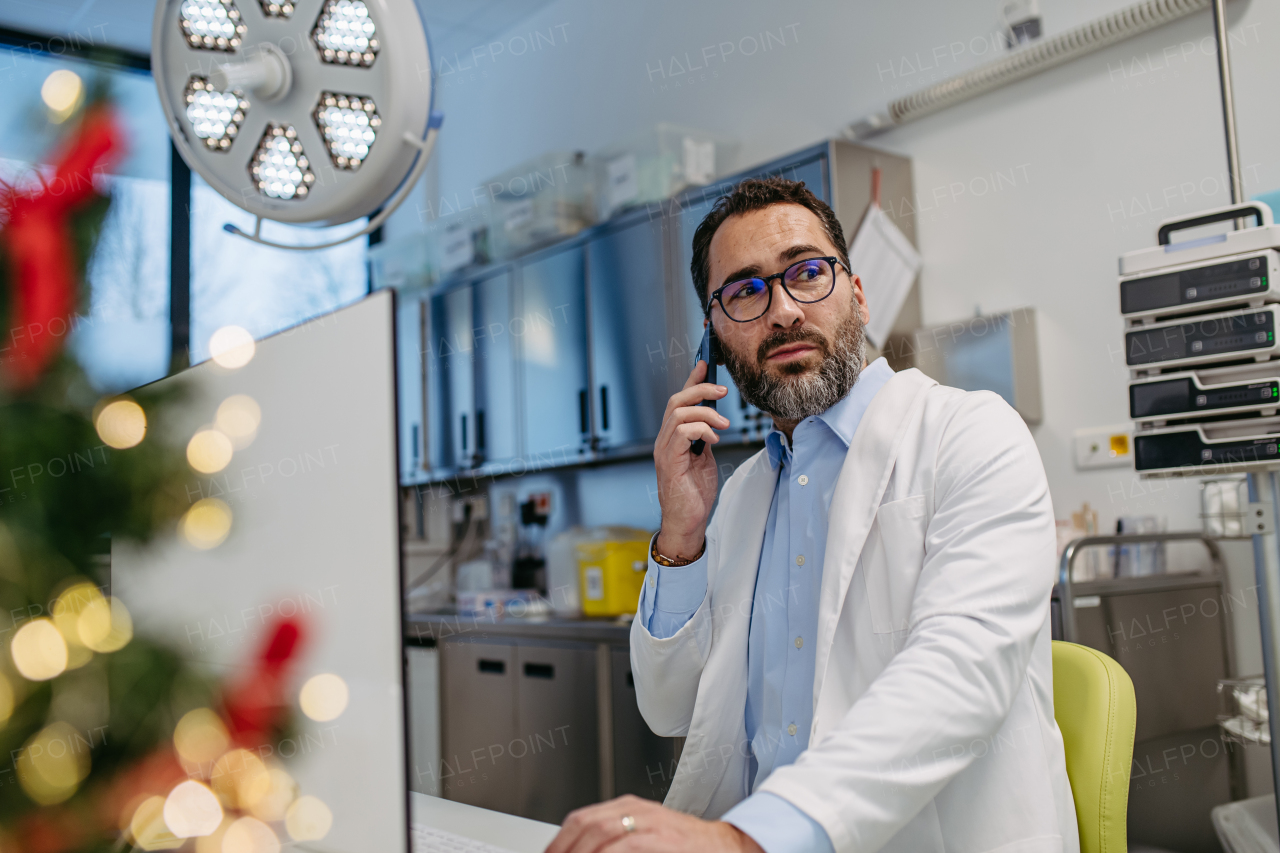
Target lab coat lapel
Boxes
[812,369,935,708]
[669,449,777,816]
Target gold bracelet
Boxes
[651,537,706,567]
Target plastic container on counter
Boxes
[577,529,652,618]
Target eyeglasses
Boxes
[707,256,845,323]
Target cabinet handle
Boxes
[460,413,468,452]
[578,390,589,434]
[478,659,505,674]
[476,409,486,452]
[523,662,554,679]
[600,385,609,431]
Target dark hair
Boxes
[690,176,850,311]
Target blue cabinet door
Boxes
[516,245,591,465]
[429,283,476,469]
[586,213,669,452]
[395,292,427,483]
[473,270,519,470]
[672,154,829,443]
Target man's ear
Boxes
[849,273,870,326]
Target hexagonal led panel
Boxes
[257,0,293,17]
[184,77,248,152]
[179,0,246,51]
[248,125,316,200]
[313,92,381,171]
[311,0,379,68]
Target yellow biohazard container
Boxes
[577,537,650,617]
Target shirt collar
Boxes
[764,357,895,469]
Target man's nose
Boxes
[766,282,806,328]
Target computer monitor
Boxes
[111,290,409,852]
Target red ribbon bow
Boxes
[0,106,124,390]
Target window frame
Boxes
[0,25,372,371]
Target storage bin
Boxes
[367,206,494,291]
[485,151,594,260]
[595,123,739,220]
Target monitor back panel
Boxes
[112,291,406,853]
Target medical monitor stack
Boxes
[1122,202,1280,475]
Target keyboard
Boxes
[411,823,520,853]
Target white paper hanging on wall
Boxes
[847,204,921,348]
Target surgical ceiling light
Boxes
[152,0,440,250]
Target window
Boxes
[188,177,369,364]
[0,36,373,382]
[0,45,171,392]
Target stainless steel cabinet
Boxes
[438,641,519,810]
[440,639,600,823]
[610,647,679,801]
[514,643,600,822]
[517,245,591,464]
[587,213,670,453]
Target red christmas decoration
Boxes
[223,616,307,743]
[0,106,123,390]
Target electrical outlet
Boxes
[1073,424,1133,470]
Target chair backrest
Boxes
[1052,640,1137,853]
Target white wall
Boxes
[394,0,1280,537]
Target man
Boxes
[547,178,1078,853]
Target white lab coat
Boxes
[630,367,1080,853]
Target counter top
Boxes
[404,609,635,645]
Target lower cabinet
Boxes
[611,647,679,802]
[438,641,521,812]
[438,637,679,824]
[514,643,601,822]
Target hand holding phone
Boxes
[651,326,729,561]
[690,325,719,456]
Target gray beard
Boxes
[720,309,867,422]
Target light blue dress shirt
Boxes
[638,357,895,853]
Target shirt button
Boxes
[795,636,804,649]
[796,555,805,566]
[648,578,655,588]
[788,724,798,736]
[798,475,809,486]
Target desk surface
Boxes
[411,792,560,853]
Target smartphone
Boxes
[690,324,720,456]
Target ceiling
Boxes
[0,0,558,69]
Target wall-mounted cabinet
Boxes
[517,245,592,466]
[475,272,520,466]
[587,212,670,455]
[392,140,916,485]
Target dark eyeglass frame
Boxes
[705,256,847,322]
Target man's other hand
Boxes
[545,795,764,853]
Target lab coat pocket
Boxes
[862,494,927,634]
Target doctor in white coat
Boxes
[547,178,1079,853]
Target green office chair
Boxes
[1052,641,1137,853]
